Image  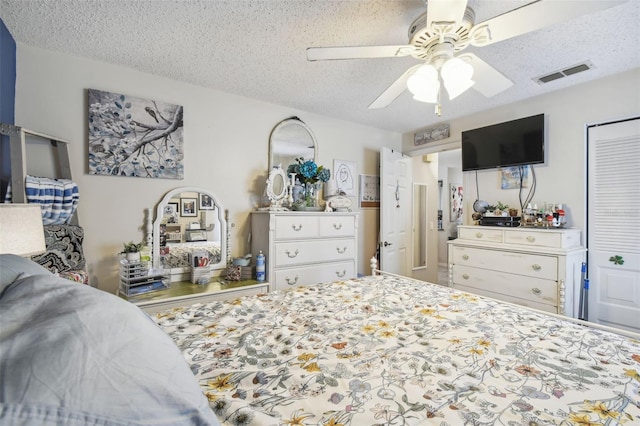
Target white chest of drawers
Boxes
[251,211,359,291]
[448,226,586,317]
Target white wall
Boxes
[14,44,401,293]
[403,68,640,247]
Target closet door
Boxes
[587,118,640,333]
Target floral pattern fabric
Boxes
[154,274,640,426]
[160,241,221,268]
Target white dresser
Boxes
[251,211,359,290]
[448,226,586,317]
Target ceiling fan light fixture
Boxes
[407,64,439,103]
[441,57,475,100]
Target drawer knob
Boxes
[285,275,299,285]
[462,254,469,260]
[532,264,542,271]
[336,246,347,254]
[292,224,302,231]
[285,249,299,258]
[532,288,542,295]
[526,236,536,242]
[336,270,346,278]
[475,232,483,238]
[462,274,470,280]
[333,223,343,230]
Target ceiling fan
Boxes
[307,0,624,115]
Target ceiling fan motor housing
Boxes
[407,6,476,61]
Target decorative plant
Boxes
[487,201,509,214]
[495,201,509,210]
[287,157,331,184]
[119,241,144,254]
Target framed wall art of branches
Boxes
[88,89,184,179]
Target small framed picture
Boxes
[164,202,178,217]
[199,193,215,210]
[333,159,356,196]
[180,198,197,217]
[359,174,380,208]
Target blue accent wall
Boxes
[0,18,16,200]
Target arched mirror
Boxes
[150,187,227,282]
[269,116,317,170]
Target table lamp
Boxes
[0,204,46,256]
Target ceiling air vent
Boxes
[534,61,594,84]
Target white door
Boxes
[587,118,640,333]
[380,147,412,275]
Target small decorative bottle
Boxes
[256,251,266,282]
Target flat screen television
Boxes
[461,114,546,171]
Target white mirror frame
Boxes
[264,166,289,211]
[268,116,317,170]
[150,187,227,279]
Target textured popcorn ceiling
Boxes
[1,0,638,133]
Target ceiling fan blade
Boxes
[460,53,513,97]
[368,65,421,109]
[473,0,626,47]
[307,45,417,61]
[426,0,468,31]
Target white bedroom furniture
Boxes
[124,279,269,314]
[448,226,585,316]
[251,211,359,290]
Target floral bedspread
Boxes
[160,241,221,268]
[154,274,640,425]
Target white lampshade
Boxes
[407,64,440,104]
[441,57,475,100]
[0,204,46,256]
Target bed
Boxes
[2,257,638,425]
[154,273,640,425]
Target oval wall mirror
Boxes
[269,116,317,170]
[150,187,227,282]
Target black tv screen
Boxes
[461,114,545,171]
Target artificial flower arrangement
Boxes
[287,157,331,184]
[287,158,331,208]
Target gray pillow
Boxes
[0,254,52,292]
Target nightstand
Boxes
[121,279,270,314]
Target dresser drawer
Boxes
[274,216,318,239]
[453,284,557,314]
[458,227,503,243]
[273,261,355,290]
[319,215,356,237]
[452,264,558,308]
[451,246,558,280]
[504,229,581,249]
[273,238,356,267]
